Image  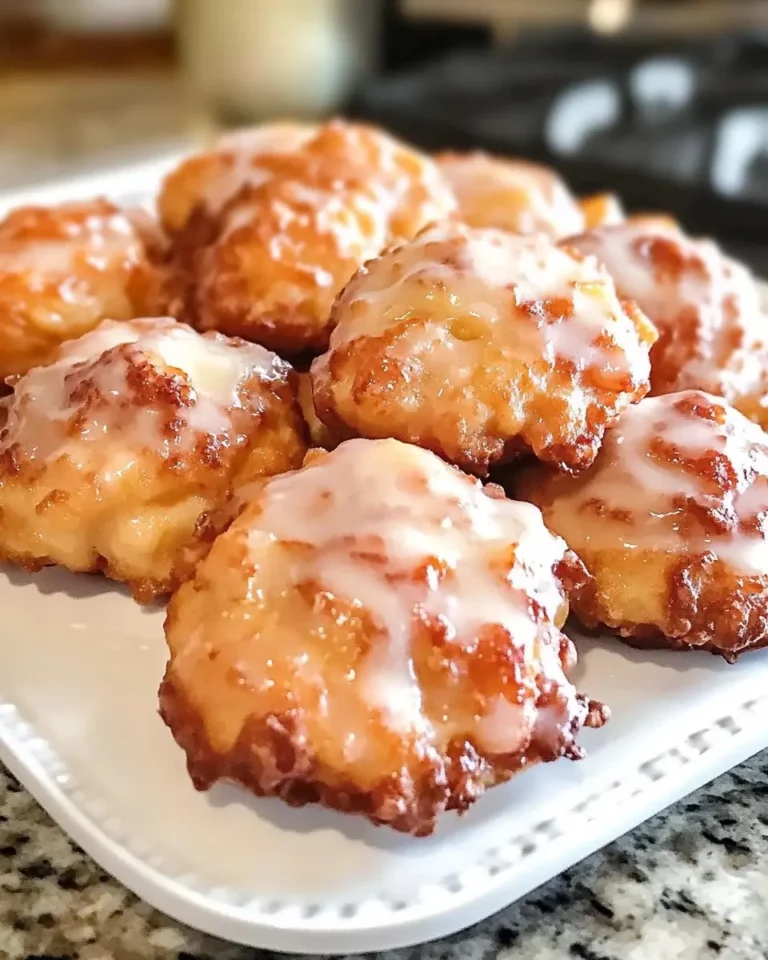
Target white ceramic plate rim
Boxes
[1,689,766,953]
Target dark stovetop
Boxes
[352,29,768,253]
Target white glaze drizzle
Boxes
[201,123,317,214]
[0,207,143,290]
[216,132,453,272]
[1,318,282,462]
[251,437,569,747]
[571,221,768,397]
[220,177,392,273]
[329,223,649,379]
[552,391,768,576]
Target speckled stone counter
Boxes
[1,753,767,960]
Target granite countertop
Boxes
[1,753,767,960]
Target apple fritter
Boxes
[160,438,606,835]
[157,120,457,356]
[0,199,161,381]
[0,317,306,601]
[569,220,768,428]
[437,152,585,238]
[519,391,768,661]
[311,222,657,476]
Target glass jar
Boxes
[174,0,377,124]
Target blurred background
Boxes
[1,0,768,252]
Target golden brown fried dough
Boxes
[578,192,625,231]
[0,317,306,601]
[158,120,456,355]
[569,220,768,427]
[437,151,585,238]
[311,222,657,477]
[160,438,606,836]
[297,372,339,450]
[158,123,317,236]
[519,391,768,660]
[0,199,160,381]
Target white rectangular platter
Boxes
[1,163,768,955]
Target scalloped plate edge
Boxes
[1,694,766,953]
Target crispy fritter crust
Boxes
[518,391,768,661]
[0,199,161,380]
[565,552,768,661]
[311,222,657,476]
[569,220,768,428]
[160,438,606,835]
[157,120,456,355]
[297,372,339,450]
[0,318,306,601]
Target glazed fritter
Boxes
[437,152,584,238]
[160,438,606,836]
[157,119,457,355]
[569,219,768,428]
[436,150,625,239]
[519,391,768,661]
[311,222,657,477]
[158,122,317,236]
[0,317,306,601]
[0,199,160,381]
